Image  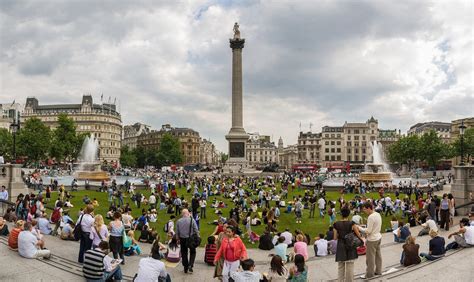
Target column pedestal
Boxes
[0,164,29,202]
[451,165,474,216]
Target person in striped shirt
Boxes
[83,241,123,281]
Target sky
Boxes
[1,0,473,152]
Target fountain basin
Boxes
[75,171,110,181]
[359,172,392,182]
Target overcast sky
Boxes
[1,0,472,152]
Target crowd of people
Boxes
[1,169,473,282]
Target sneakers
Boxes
[360,275,366,279]
[188,267,194,274]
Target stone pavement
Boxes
[1,216,473,282]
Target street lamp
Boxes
[10,120,20,164]
[459,120,466,166]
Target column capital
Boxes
[230,38,245,49]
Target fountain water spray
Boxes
[370,141,390,172]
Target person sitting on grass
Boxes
[230,258,262,282]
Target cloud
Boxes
[0,0,472,153]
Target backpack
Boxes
[164,221,169,233]
[51,207,61,223]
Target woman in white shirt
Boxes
[135,242,170,282]
[90,215,109,248]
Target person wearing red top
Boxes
[204,236,217,265]
[214,226,248,282]
[8,220,25,249]
[171,189,177,199]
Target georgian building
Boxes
[21,96,122,163]
[297,131,322,165]
[246,133,278,166]
[199,139,219,165]
[378,129,401,161]
[408,121,451,143]
[137,124,200,164]
[279,144,298,170]
[122,123,151,149]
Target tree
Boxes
[450,127,474,164]
[156,133,183,166]
[120,146,137,168]
[17,118,51,164]
[0,128,13,159]
[387,135,421,170]
[419,130,449,169]
[50,114,80,162]
[220,152,229,164]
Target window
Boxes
[347,141,352,146]
[337,134,341,138]
[325,134,329,138]
[347,148,351,153]
[325,148,329,153]
[337,141,341,145]
[337,155,341,161]
[355,142,359,147]
[355,155,359,161]
[354,136,359,140]
[348,136,351,140]
[362,148,366,154]
[354,129,360,134]
[348,156,352,161]
[331,134,335,138]
[362,135,366,140]
[347,130,351,134]
[325,156,330,161]
[331,141,335,145]
[331,155,335,161]
[355,148,359,154]
[325,141,329,145]
[331,148,335,153]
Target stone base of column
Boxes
[451,165,474,216]
[0,164,29,202]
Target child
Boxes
[204,236,217,266]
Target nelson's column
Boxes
[225,23,249,168]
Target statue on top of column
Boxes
[233,22,241,39]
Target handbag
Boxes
[73,214,84,241]
[186,218,201,249]
[344,232,363,249]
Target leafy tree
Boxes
[450,127,474,164]
[50,114,78,162]
[388,135,421,170]
[17,118,51,164]
[419,130,449,169]
[220,152,229,164]
[120,146,137,168]
[0,128,13,159]
[156,133,183,166]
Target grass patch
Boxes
[46,183,399,248]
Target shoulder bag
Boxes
[73,214,84,241]
[186,218,201,249]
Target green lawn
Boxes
[46,183,400,248]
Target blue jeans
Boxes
[86,266,123,282]
[420,252,442,261]
[394,234,406,243]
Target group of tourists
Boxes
[2,168,473,282]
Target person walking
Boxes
[439,194,450,231]
[176,209,199,274]
[77,205,95,263]
[109,212,125,264]
[214,225,248,282]
[334,206,362,282]
[358,202,382,279]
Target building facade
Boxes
[0,103,21,131]
[137,124,200,164]
[122,123,151,149]
[378,129,401,161]
[199,139,219,165]
[408,121,451,143]
[296,117,383,170]
[279,144,298,170]
[246,133,278,166]
[450,117,474,165]
[21,96,122,163]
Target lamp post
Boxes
[10,120,20,164]
[459,120,466,166]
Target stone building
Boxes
[246,133,278,166]
[279,144,298,170]
[408,121,451,143]
[137,124,200,164]
[0,103,21,131]
[21,96,122,163]
[199,139,219,165]
[122,123,151,149]
[378,129,401,161]
[295,117,381,170]
[451,117,474,166]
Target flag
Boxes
[101,94,103,101]
[114,97,116,104]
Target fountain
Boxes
[359,141,393,182]
[74,135,110,181]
